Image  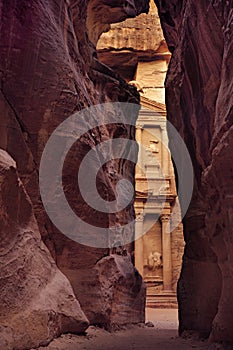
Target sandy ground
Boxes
[37,309,219,350]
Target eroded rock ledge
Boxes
[87,0,149,45]
[155,0,233,344]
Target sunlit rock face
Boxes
[0,0,149,346]
[155,0,233,344]
[0,150,89,350]
[97,1,169,103]
[87,0,149,45]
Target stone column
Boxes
[135,213,144,277]
[136,124,143,176]
[161,126,170,177]
[161,215,172,291]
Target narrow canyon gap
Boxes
[0,0,232,349]
[97,1,185,310]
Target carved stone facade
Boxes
[134,100,184,307]
[98,1,184,308]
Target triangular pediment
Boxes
[140,96,166,113]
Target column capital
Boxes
[160,214,170,223]
[136,123,144,129]
[136,213,144,222]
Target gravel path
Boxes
[37,309,214,350]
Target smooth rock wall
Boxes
[0,150,89,350]
[155,0,233,343]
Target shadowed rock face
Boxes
[0,0,148,347]
[155,0,233,343]
[0,150,89,350]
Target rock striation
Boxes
[0,0,149,348]
[155,0,233,344]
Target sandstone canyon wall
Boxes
[0,1,149,349]
[155,0,233,344]
[0,150,89,350]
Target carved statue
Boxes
[149,140,159,153]
[147,252,162,271]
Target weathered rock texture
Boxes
[0,150,89,350]
[87,0,149,45]
[97,1,171,103]
[155,0,233,344]
[0,0,149,347]
[97,1,165,56]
